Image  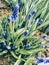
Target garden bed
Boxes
[0,0,49,65]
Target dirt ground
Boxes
[0,0,12,20]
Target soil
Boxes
[0,58,9,65]
[0,0,12,20]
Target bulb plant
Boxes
[0,0,49,65]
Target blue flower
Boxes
[11,15,18,21]
[1,41,6,46]
[7,17,10,22]
[6,45,11,50]
[46,40,49,43]
[24,30,29,36]
[3,31,7,39]
[41,45,45,48]
[37,18,43,25]
[28,14,32,19]
[31,10,36,16]
[11,5,19,21]
[12,46,17,50]
[12,5,19,15]
[9,1,15,10]
[18,24,21,29]
[40,42,42,44]
[41,34,47,39]
[44,59,49,63]
[26,44,30,49]
[37,57,44,64]
[28,10,36,19]
[0,41,6,50]
[37,57,49,64]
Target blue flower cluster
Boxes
[11,5,19,21]
[37,57,49,64]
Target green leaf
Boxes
[14,55,22,65]
[32,19,39,31]
[17,48,45,55]
[24,58,34,65]
[12,0,18,5]
[9,22,14,34]
[10,51,25,62]
[14,59,21,65]
[14,28,25,36]
[40,1,48,18]
[44,13,49,22]
[0,50,7,56]
[37,20,49,30]
[4,0,9,4]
